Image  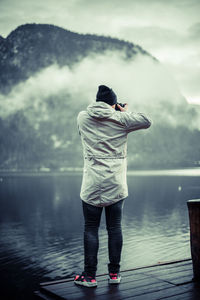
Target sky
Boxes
[0,0,200,104]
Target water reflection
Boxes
[0,173,200,299]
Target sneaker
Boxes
[74,272,97,287]
[108,273,121,284]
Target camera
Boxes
[115,103,126,111]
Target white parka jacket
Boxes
[77,101,151,207]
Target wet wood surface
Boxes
[34,258,200,300]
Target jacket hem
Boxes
[80,194,128,207]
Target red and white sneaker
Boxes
[74,272,97,287]
[108,273,121,284]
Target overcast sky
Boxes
[0,0,200,104]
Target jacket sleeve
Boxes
[120,112,152,133]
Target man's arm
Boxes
[117,103,151,133]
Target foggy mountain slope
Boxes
[0,23,199,171]
[0,23,151,94]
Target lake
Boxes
[0,171,200,299]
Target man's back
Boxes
[78,102,128,159]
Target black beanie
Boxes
[96,85,117,105]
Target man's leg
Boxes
[105,199,124,274]
[82,201,103,277]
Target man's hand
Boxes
[117,103,128,112]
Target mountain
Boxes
[0,23,199,171]
[0,23,151,94]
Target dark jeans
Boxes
[82,199,124,277]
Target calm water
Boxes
[0,173,200,299]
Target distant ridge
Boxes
[0,23,152,94]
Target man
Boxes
[74,85,151,287]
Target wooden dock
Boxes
[34,258,200,300]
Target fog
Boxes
[0,47,199,170]
[0,51,187,123]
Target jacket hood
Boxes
[87,101,114,119]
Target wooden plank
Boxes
[137,261,193,286]
[40,272,164,296]
[40,278,74,287]
[144,261,192,273]
[143,267,192,279]
[84,284,184,300]
[143,261,192,274]
[43,281,172,300]
[162,291,200,300]
[140,261,192,275]
[34,291,56,300]
[157,285,200,300]
[41,260,192,293]
[144,269,193,286]
[41,274,174,300]
[123,286,195,300]
[35,259,195,300]
[121,261,192,283]
[129,282,200,300]
[40,259,191,287]
[40,272,152,292]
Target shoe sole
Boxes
[109,277,121,284]
[74,280,97,287]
